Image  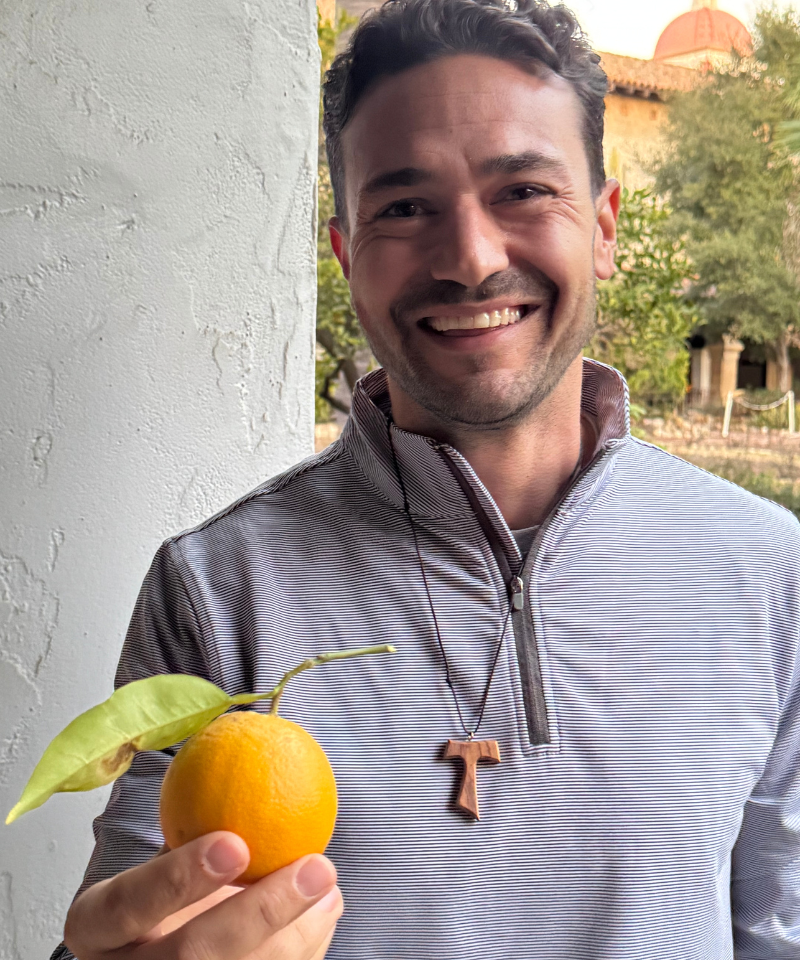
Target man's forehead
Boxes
[341,54,584,183]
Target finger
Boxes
[159,853,337,960]
[144,885,242,938]
[309,924,338,960]
[65,832,250,955]
[257,886,343,960]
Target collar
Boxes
[340,358,630,525]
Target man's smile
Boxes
[420,303,539,339]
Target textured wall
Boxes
[604,94,669,190]
[0,1,318,954]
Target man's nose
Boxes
[429,200,509,288]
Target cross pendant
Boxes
[443,738,501,820]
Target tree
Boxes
[758,8,800,155]
[589,188,697,407]
[653,15,800,393]
[316,12,369,421]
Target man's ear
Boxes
[329,217,351,281]
[594,179,620,282]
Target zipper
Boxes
[510,576,525,611]
[436,443,616,746]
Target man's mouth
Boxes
[425,305,529,333]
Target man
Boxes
[56,0,800,957]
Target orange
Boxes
[160,710,337,883]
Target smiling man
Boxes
[327,48,617,527]
[54,2,800,960]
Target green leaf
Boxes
[5,675,262,825]
[6,643,396,825]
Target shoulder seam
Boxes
[166,440,348,544]
[163,538,222,683]
[628,437,800,526]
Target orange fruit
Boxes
[160,711,337,883]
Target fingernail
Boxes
[204,837,247,876]
[296,856,336,898]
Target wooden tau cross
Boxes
[444,739,501,820]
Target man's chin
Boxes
[399,374,554,431]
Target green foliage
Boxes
[5,675,268,824]
[316,11,368,421]
[755,7,800,73]
[653,19,800,355]
[589,188,697,406]
[317,11,341,75]
[780,119,800,153]
[758,8,800,156]
[316,255,365,418]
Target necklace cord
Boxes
[387,422,518,739]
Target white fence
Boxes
[722,390,797,438]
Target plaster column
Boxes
[766,359,780,392]
[690,347,712,407]
[319,0,338,23]
[720,335,745,404]
[0,2,318,955]
[708,342,724,407]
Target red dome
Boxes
[654,8,752,62]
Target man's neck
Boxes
[387,359,589,530]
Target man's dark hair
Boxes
[322,0,608,228]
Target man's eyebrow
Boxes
[360,167,433,197]
[480,151,568,177]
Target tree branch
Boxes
[320,358,351,415]
[316,327,341,357]
[341,357,359,392]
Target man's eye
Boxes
[504,185,548,202]
[380,200,424,218]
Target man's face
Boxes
[329,54,619,429]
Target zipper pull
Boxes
[510,575,524,611]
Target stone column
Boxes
[318,0,337,22]
[766,359,780,392]
[708,342,724,406]
[690,346,712,406]
[0,1,317,954]
[719,335,745,404]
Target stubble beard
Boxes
[356,273,597,432]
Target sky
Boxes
[567,0,797,60]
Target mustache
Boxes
[390,267,558,322]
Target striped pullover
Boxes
[54,360,800,960]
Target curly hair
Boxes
[322,0,608,228]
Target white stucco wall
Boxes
[0,1,318,955]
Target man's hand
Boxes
[64,831,343,960]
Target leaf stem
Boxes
[230,644,396,716]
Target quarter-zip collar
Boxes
[342,358,631,538]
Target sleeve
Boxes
[50,538,212,960]
[731,631,800,957]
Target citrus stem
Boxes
[231,644,396,715]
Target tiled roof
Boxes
[599,52,700,97]
[654,8,752,61]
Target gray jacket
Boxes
[55,360,800,960]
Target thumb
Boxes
[65,832,250,954]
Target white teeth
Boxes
[429,306,523,333]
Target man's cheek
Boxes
[350,295,390,355]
